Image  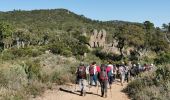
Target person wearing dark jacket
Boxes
[76,63,87,96]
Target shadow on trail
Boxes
[59,87,101,97]
[76,90,101,96]
[59,88,80,96]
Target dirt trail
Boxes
[32,81,130,100]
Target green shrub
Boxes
[125,65,170,100]
[0,89,27,100]
[26,48,43,57]
[0,53,80,99]
[93,49,122,61]
[0,65,29,100]
[0,70,8,87]
[62,50,72,57]
[154,52,170,64]
[25,80,45,97]
[51,68,73,85]
[84,53,101,64]
[72,44,89,56]
[78,35,89,44]
[1,50,15,60]
[48,43,72,55]
[0,64,28,89]
[51,71,63,84]
[11,47,43,58]
[0,47,44,61]
[141,56,154,64]
[129,50,140,61]
[24,60,42,80]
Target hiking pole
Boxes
[97,82,99,94]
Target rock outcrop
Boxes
[89,29,106,48]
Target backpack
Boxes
[99,70,108,82]
[119,66,125,75]
[78,66,86,79]
[89,65,95,75]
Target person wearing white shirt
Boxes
[89,62,97,86]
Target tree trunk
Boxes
[21,41,25,48]
[17,40,20,49]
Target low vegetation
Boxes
[125,54,170,100]
[0,9,170,99]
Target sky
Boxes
[0,0,170,27]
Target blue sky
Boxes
[0,0,170,27]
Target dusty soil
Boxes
[32,81,130,100]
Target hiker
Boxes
[150,63,156,71]
[96,65,101,77]
[99,64,108,98]
[144,63,150,71]
[96,65,101,85]
[130,64,139,77]
[124,63,130,83]
[76,62,87,96]
[89,62,97,86]
[118,65,126,86]
[86,64,90,85]
[137,62,142,72]
[107,61,113,85]
[113,64,117,82]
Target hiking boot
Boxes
[80,91,83,96]
[105,94,107,98]
[101,93,104,97]
[83,91,86,96]
[121,83,123,86]
[110,85,112,89]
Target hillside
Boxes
[0,9,169,59]
[0,8,170,100]
[0,9,141,29]
[0,9,142,44]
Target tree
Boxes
[0,22,14,49]
[162,23,170,32]
[114,24,145,59]
[143,21,154,31]
[142,21,156,53]
[162,23,170,44]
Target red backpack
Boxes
[78,66,86,78]
[99,71,108,81]
[99,65,108,81]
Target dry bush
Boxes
[125,64,170,100]
[0,53,82,99]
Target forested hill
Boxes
[0,9,169,60]
[0,9,142,31]
[1,9,145,40]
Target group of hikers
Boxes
[75,61,155,98]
